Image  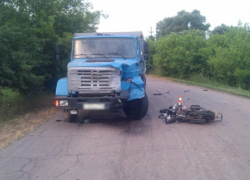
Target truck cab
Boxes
[55,31,149,122]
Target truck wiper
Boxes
[107,53,126,59]
[91,53,109,58]
[74,54,93,59]
[75,53,110,58]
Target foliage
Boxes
[153,30,207,78]
[207,25,250,89]
[211,24,229,35]
[156,10,210,39]
[149,23,250,90]
[0,0,101,93]
[0,88,54,122]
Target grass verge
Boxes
[0,89,58,150]
[148,74,250,98]
[0,107,58,150]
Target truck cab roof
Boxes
[74,31,144,38]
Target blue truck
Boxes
[55,32,149,122]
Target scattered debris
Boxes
[187,98,190,100]
[79,118,90,123]
[184,90,190,92]
[154,93,162,95]
[154,91,172,95]
[165,91,172,94]
[203,89,208,91]
[56,120,62,122]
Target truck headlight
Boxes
[109,69,121,90]
[55,100,69,107]
[59,100,69,106]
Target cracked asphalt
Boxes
[1,76,250,180]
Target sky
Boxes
[89,0,250,37]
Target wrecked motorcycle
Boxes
[159,96,223,124]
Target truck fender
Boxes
[127,77,145,101]
[56,78,68,96]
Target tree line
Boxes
[0,0,101,93]
[147,10,250,90]
[1,4,250,92]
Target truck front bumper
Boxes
[54,94,128,110]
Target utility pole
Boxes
[149,27,154,37]
[149,27,154,41]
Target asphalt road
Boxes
[1,76,250,180]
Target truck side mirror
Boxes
[143,41,149,60]
[56,43,60,60]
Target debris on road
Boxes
[184,90,190,92]
[203,89,208,91]
[159,95,223,124]
[154,93,163,95]
[154,91,172,95]
[165,91,172,94]
[79,118,90,123]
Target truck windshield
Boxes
[74,38,136,59]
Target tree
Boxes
[211,24,229,34]
[207,25,250,89]
[156,10,210,39]
[0,0,101,93]
[153,30,207,77]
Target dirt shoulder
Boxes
[0,107,58,150]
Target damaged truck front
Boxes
[55,32,149,122]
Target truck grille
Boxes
[68,67,121,94]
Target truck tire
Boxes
[123,94,148,120]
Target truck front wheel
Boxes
[63,109,78,123]
[123,94,148,120]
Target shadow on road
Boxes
[77,109,128,124]
[55,109,152,136]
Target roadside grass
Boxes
[0,89,58,150]
[0,89,54,121]
[148,74,250,98]
[0,108,57,150]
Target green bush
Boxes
[153,30,207,78]
[207,26,250,89]
[149,25,250,90]
[0,88,53,122]
[0,0,101,93]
